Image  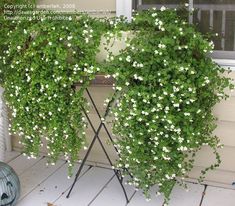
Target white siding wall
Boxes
[189,71,235,188]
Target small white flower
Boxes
[184,112,190,116]
[152,13,157,17]
[173,103,179,108]
[126,55,131,62]
[116,86,122,91]
[67,36,73,40]
[160,6,166,11]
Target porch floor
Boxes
[5,151,235,206]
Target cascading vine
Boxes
[1,14,108,174]
[0,3,234,204]
[104,8,234,203]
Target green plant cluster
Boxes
[0,12,109,171]
[105,8,234,203]
[0,4,234,204]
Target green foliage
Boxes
[105,8,234,204]
[1,12,108,173]
[0,5,234,204]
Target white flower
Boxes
[116,86,122,91]
[152,13,157,17]
[17,46,21,50]
[160,6,166,11]
[173,103,179,108]
[125,164,129,168]
[154,50,159,54]
[162,147,170,153]
[184,112,190,116]
[48,42,52,46]
[138,76,143,81]
[67,36,73,40]
[126,55,131,62]
[158,43,166,49]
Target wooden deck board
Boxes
[8,154,43,176]
[17,163,90,206]
[128,183,204,206]
[4,150,21,163]
[2,152,234,206]
[201,186,235,206]
[88,175,135,206]
[17,158,65,200]
[54,167,114,206]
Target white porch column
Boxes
[0,87,11,161]
[116,0,132,22]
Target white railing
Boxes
[137,3,235,53]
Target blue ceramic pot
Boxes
[0,162,20,206]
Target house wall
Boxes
[189,70,235,188]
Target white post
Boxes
[189,0,194,24]
[116,0,132,22]
[0,87,11,161]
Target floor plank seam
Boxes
[186,178,235,191]
[199,185,208,206]
[6,152,21,163]
[17,156,45,176]
[87,174,116,206]
[18,160,67,202]
[52,164,93,204]
[126,191,137,206]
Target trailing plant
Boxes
[104,8,234,204]
[0,4,234,204]
[0,10,109,171]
